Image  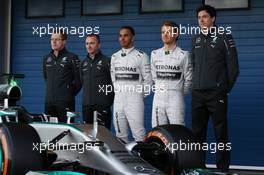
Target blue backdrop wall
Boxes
[11,0,264,167]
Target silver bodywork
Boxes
[30,123,165,175]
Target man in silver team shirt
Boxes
[151,21,192,127]
[111,26,152,142]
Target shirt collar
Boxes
[121,47,134,55]
[87,50,102,61]
[50,47,67,58]
[162,45,177,55]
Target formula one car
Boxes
[0,74,207,175]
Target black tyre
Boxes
[143,124,204,175]
[0,123,43,175]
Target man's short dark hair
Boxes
[87,34,101,43]
[196,5,216,18]
[120,26,135,36]
[56,29,67,40]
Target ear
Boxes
[174,30,179,39]
[212,17,216,23]
[63,40,67,46]
[132,36,135,42]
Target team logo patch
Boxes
[211,37,218,44]
[97,60,103,70]
[195,37,201,44]
[62,57,67,62]
[210,37,217,48]
[83,61,88,67]
[47,57,52,63]
[97,60,102,66]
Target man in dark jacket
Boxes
[43,30,81,122]
[191,5,239,172]
[80,34,114,129]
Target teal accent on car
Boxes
[33,171,87,175]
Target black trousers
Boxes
[45,101,75,123]
[82,105,112,130]
[192,89,230,172]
